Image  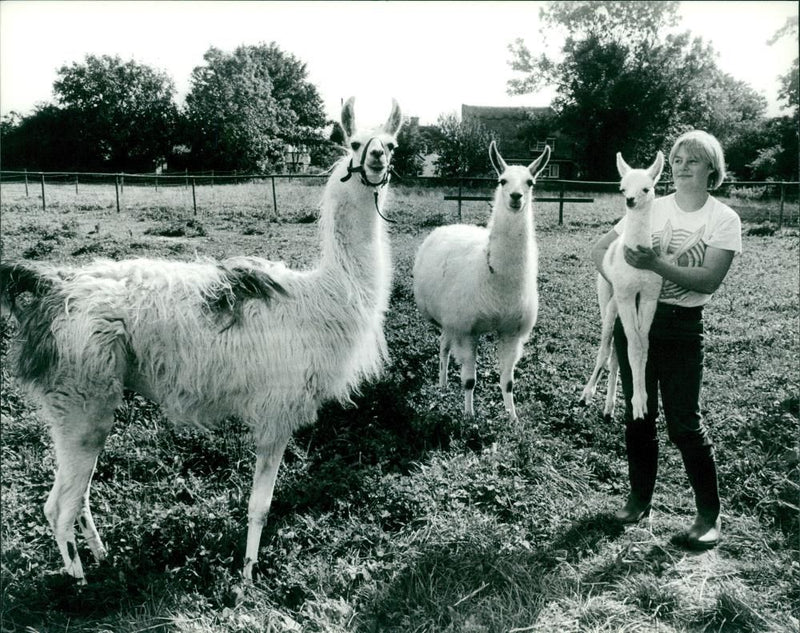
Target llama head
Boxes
[489,141,551,212]
[340,97,403,186]
[616,151,664,210]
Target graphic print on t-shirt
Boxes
[652,220,707,302]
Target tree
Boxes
[1,105,88,171]
[184,43,327,172]
[53,54,178,171]
[391,118,425,177]
[433,113,494,177]
[507,1,768,180]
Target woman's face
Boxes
[670,146,714,192]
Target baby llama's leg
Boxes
[581,298,618,406]
[498,334,525,422]
[602,347,620,422]
[243,436,290,581]
[632,299,658,420]
[43,400,116,584]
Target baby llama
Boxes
[0,96,403,583]
[413,141,550,421]
[579,151,667,422]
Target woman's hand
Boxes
[623,245,659,271]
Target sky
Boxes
[0,1,797,128]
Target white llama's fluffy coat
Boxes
[413,141,550,421]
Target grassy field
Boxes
[1,179,798,632]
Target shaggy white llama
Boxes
[578,151,704,422]
[0,97,403,583]
[413,141,550,421]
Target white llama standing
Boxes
[413,141,550,421]
[0,97,403,583]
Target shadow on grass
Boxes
[365,512,625,630]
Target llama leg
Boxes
[617,301,647,421]
[580,299,618,405]
[77,473,107,563]
[456,337,478,418]
[243,437,290,581]
[438,333,451,391]
[631,300,658,420]
[602,347,620,422]
[498,335,524,422]
[44,407,115,583]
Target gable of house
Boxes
[462,104,580,178]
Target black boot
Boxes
[678,444,721,549]
[615,422,659,524]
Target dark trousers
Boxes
[613,303,720,520]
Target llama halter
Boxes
[340,137,396,223]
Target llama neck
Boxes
[621,204,653,249]
[317,159,391,302]
[488,200,536,279]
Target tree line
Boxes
[1,3,797,181]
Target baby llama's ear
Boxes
[489,141,506,176]
[616,152,631,178]
[529,145,551,180]
[341,97,356,140]
[648,151,665,184]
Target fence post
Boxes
[75,173,79,194]
[40,172,46,211]
[778,182,785,229]
[192,178,197,215]
[185,169,189,188]
[24,169,29,197]
[457,179,463,222]
[271,175,277,219]
[558,181,565,225]
[115,174,121,213]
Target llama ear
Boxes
[528,145,551,179]
[647,151,665,183]
[341,97,356,139]
[489,141,506,176]
[616,152,631,177]
[384,98,403,136]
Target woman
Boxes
[591,130,742,549]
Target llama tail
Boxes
[0,262,52,319]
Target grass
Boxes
[0,179,798,632]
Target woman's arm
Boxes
[591,228,619,283]
[624,244,735,294]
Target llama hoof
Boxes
[57,567,88,586]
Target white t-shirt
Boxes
[613,193,742,307]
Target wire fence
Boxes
[1,169,798,227]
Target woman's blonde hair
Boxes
[668,130,726,190]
